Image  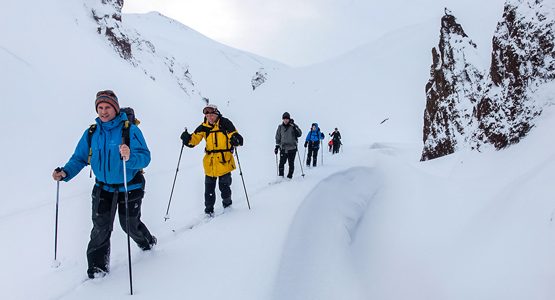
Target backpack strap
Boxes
[87,124,97,178]
[120,121,145,174]
[122,120,131,147]
[87,124,97,165]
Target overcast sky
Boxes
[123,0,506,67]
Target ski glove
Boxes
[180,130,191,145]
[52,167,66,181]
[304,141,308,148]
[274,145,280,155]
[230,133,243,146]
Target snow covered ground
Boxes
[1,0,555,299]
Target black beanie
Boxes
[282,112,290,119]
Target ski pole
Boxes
[303,147,307,167]
[164,142,185,221]
[234,147,251,210]
[122,147,134,295]
[320,140,324,165]
[297,149,305,177]
[275,152,279,176]
[52,168,62,268]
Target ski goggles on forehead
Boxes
[203,107,217,114]
[96,90,116,98]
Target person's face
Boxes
[97,103,117,122]
[312,125,316,131]
[283,118,290,125]
[206,112,218,124]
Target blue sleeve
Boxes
[62,129,90,181]
[126,125,151,169]
[305,132,310,142]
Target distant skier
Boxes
[330,128,342,154]
[275,112,302,178]
[180,104,243,216]
[52,90,156,279]
[304,123,325,167]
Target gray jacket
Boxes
[275,122,302,152]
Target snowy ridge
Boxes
[273,167,382,300]
[84,0,282,101]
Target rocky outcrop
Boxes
[251,68,268,90]
[421,10,484,161]
[474,0,555,149]
[422,0,555,160]
[84,1,197,95]
[91,0,132,60]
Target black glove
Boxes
[304,141,308,148]
[180,130,191,145]
[274,145,280,154]
[230,133,243,146]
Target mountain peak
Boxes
[421,11,483,161]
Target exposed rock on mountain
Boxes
[474,0,555,149]
[421,11,484,161]
[85,0,197,95]
[422,0,555,160]
[91,0,132,61]
[251,68,268,90]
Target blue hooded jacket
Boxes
[62,112,151,192]
[305,123,325,148]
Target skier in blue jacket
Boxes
[52,90,156,279]
[304,123,325,167]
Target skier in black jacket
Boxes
[330,128,342,154]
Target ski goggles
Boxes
[203,106,218,115]
[96,90,117,99]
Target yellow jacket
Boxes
[187,116,239,177]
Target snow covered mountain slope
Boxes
[1,0,555,299]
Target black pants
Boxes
[87,185,154,274]
[205,173,232,214]
[332,141,341,154]
[279,149,296,178]
[306,147,319,167]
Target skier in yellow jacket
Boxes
[180,104,243,215]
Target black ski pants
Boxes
[332,141,341,154]
[306,146,319,167]
[205,173,232,214]
[87,184,154,273]
[279,149,296,178]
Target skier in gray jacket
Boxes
[274,112,302,178]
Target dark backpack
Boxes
[121,107,140,126]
